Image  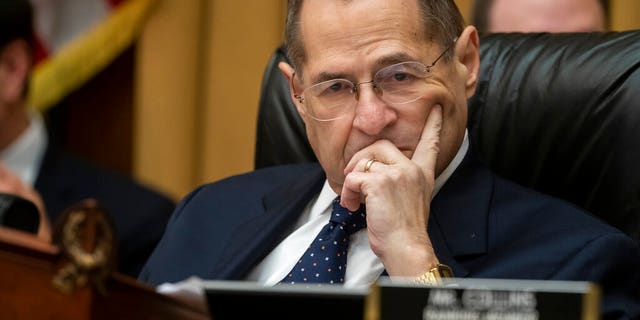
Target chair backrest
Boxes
[254,31,640,243]
[254,45,317,168]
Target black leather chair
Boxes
[254,31,640,244]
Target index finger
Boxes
[411,105,443,176]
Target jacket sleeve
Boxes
[551,232,640,320]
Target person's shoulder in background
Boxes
[35,145,175,278]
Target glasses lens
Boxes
[299,62,431,121]
[375,62,429,104]
[304,79,355,120]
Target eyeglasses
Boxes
[292,42,455,121]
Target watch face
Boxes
[409,264,454,285]
[437,264,454,278]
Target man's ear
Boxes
[453,26,480,99]
[278,61,308,119]
[0,40,31,104]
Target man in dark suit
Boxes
[0,0,174,278]
[140,0,640,318]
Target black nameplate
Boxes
[370,278,600,320]
[0,193,40,234]
[203,280,368,320]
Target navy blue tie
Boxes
[282,197,366,285]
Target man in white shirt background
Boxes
[0,0,175,278]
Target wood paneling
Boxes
[134,0,284,200]
[198,1,285,185]
[610,0,640,31]
[455,0,474,24]
[134,0,204,199]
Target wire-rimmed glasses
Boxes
[292,42,454,121]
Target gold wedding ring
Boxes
[364,159,377,173]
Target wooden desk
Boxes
[0,215,209,319]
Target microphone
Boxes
[0,193,40,234]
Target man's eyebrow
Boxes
[309,52,417,84]
[312,71,349,84]
[373,52,417,68]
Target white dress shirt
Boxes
[0,110,48,187]
[246,130,469,288]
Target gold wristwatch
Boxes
[412,263,453,285]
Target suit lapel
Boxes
[213,164,326,279]
[429,151,493,278]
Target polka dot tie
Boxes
[282,197,366,285]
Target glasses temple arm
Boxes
[427,37,459,70]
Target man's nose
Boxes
[352,83,397,135]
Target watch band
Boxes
[412,263,453,285]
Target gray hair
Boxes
[284,0,465,72]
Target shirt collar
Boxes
[0,109,48,186]
[433,129,469,199]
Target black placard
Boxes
[371,278,600,320]
[203,280,368,320]
[0,193,40,234]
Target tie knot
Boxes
[330,198,366,235]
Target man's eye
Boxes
[320,81,351,96]
[392,72,411,81]
[328,82,345,92]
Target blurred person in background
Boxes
[0,0,174,278]
[472,0,608,33]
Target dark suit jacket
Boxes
[139,153,640,319]
[35,145,175,277]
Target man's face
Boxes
[288,0,476,194]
